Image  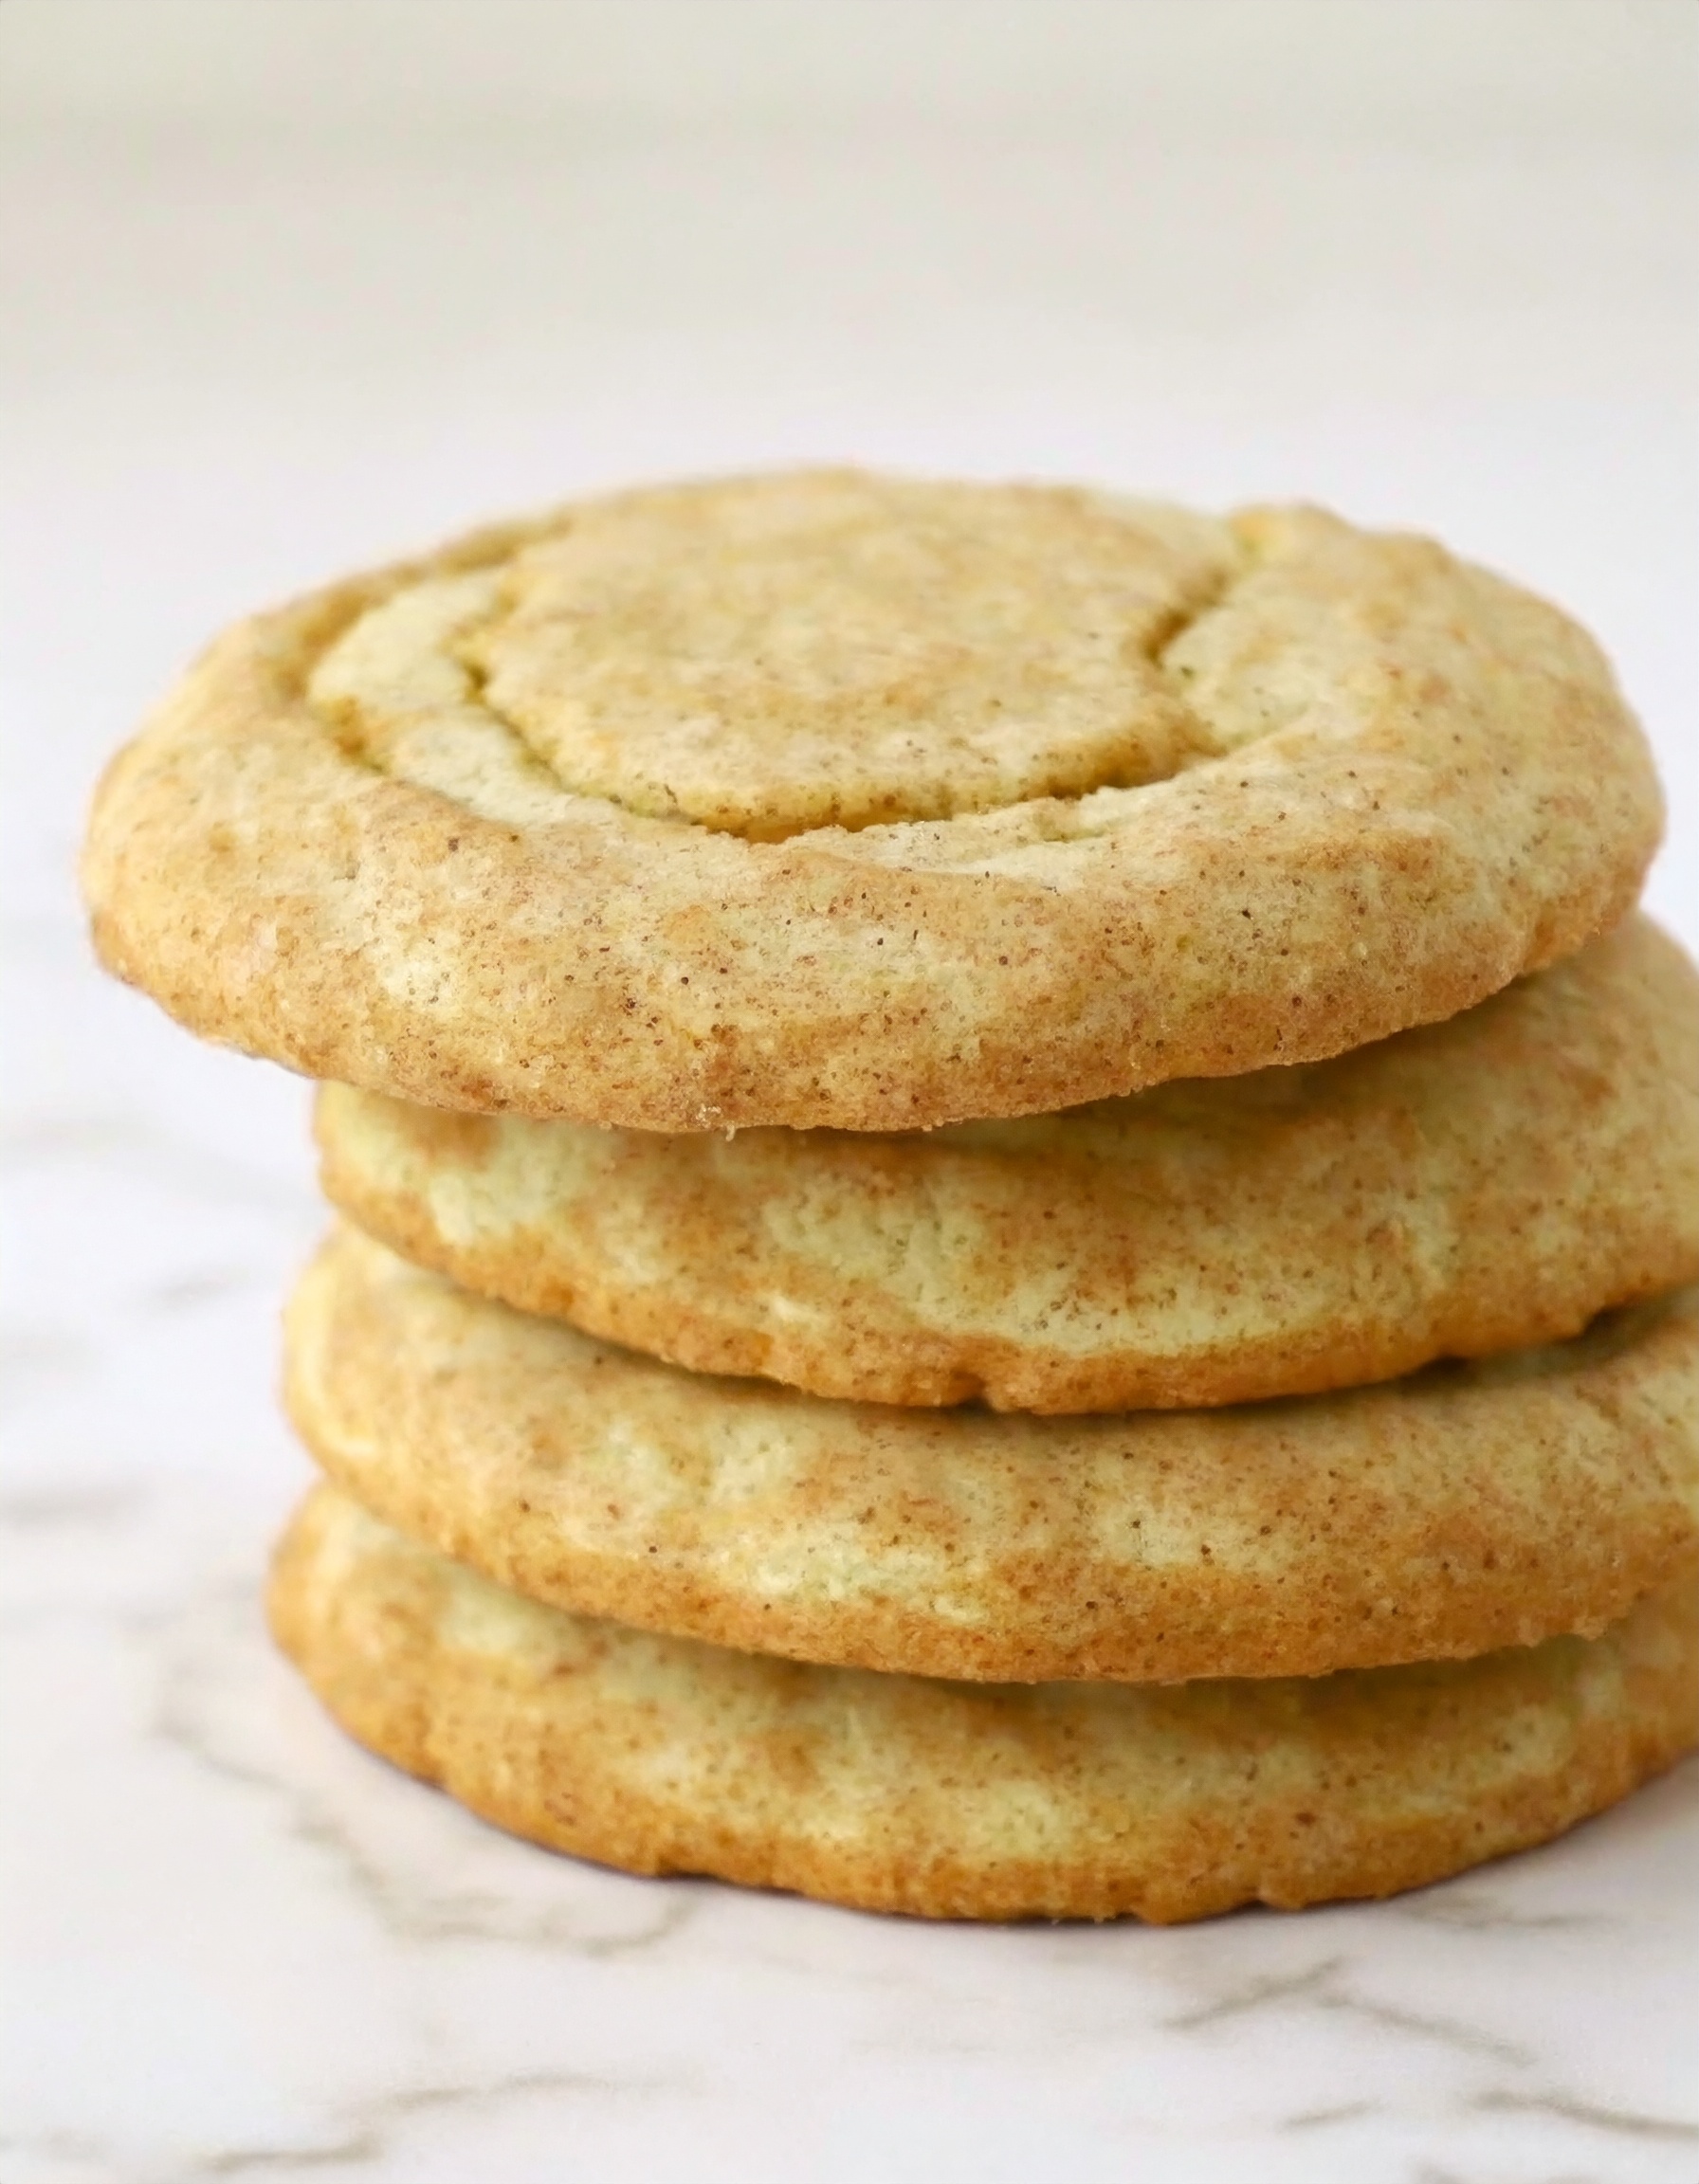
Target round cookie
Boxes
[317,916,1699,1411]
[283,1226,1699,1684]
[271,1485,1699,1924]
[84,471,1660,1132]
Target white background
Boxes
[3,6,1695,2180]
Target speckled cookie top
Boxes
[83,470,1663,1128]
[311,474,1238,838]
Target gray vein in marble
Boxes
[149,1567,707,1959]
[0,1325,100,1410]
[1336,1991,1536,2070]
[1,2070,700,2184]
[1165,1956,1342,2028]
[0,2127,113,2169]
[139,1265,269,1311]
[0,1594,172,1641]
[190,2066,697,2179]
[1166,1954,1535,2067]
[0,1485,161,1626]
[1278,2102,1378,2131]
[0,1482,150,1530]
[1471,2089,1699,2141]
[1412,2170,1599,2184]
[1394,1888,1607,1933]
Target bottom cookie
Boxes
[271,1484,1699,1924]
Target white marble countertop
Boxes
[4,7,1696,2177]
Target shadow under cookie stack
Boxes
[83,472,1699,1921]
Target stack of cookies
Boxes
[83,472,1699,1921]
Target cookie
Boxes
[283,1226,1699,1684]
[84,471,1660,1131]
[270,1484,1699,1923]
[318,916,1699,1411]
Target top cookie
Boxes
[83,470,1661,1130]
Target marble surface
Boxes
[3,6,1697,2177]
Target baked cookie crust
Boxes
[317,916,1699,1410]
[284,1226,1699,1684]
[271,1485,1699,1924]
[84,472,1661,1130]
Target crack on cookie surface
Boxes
[307,470,1252,842]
